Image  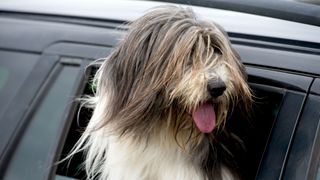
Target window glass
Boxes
[4,63,80,180]
[0,51,39,117]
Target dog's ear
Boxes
[95,39,171,138]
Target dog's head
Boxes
[92,6,252,144]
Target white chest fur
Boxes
[85,128,234,180]
[103,135,204,180]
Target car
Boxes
[0,0,319,180]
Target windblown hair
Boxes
[71,6,252,180]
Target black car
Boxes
[0,0,319,180]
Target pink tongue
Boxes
[192,102,216,133]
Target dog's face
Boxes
[168,48,247,133]
[93,6,252,144]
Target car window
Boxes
[227,87,283,179]
[0,51,39,117]
[55,74,284,180]
[3,60,82,180]
[56,68,96,180]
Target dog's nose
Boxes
[207,78,226,98]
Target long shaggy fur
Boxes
[71,6,252,180]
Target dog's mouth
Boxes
[191,102,216,134]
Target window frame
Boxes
[281,79,320,180]
[245,66,312,180]
[48,59,91,180]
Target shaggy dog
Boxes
[72,6,252,180]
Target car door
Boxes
[0,43,112,180]
[1,12,319,180]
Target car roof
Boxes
[154,0,320,27]
[0,0,319,44]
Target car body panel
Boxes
[0,17,121,53]
[0,0,320,44]
[0,54,59,171]
[234,44,320,76]
[0,17,319,76]
[246,66,313,92]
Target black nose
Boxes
[207,78,226,98]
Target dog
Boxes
[72,6,252,180]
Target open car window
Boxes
[56,66,285,180]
